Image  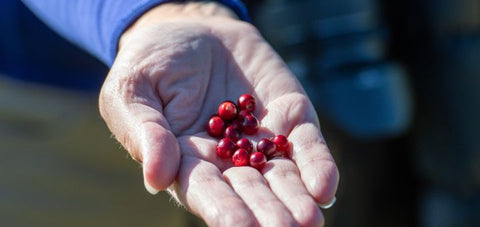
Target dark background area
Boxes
[249,0,479,226]
[1,0,479,226]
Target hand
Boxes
[99,2,339,226]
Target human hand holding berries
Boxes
[99,2,339,226]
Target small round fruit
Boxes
[229,120,243,131]
[218,101,238,121]
[272,135,289,152]
[237,109,249,122]
[257,138,276,156]
[232,148,250,166]
[224,125,241,142]
[206,115,225,138]
[250,152,267,170]
[216,138,236,159]
[242,114,259,135]
[238,94,256,112]
[236,138,253,153]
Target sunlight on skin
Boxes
[99,2,339,226]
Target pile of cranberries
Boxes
[206,94,291,171]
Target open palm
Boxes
[100,17,338,226]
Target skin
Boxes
[99,2,339,227]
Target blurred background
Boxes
[1,0,479,226]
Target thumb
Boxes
[140,121,181,194]
[99,76,180,194]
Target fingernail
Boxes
[318,196,336,209]
[144,179,159,195]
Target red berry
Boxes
[257,138,276,156]
[229,120,243,131]
[224,125,241,142]
[242,114,259,135]
[216,138,236,159]
[250,152,267,170]
[232,148,250,166]
[206,115,225,138]
[238,94,256,112]
[272,135,289,152]
[236,138,253,153]
[237,109,249,122]
[218,101,238,121]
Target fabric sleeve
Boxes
[21,0,250,66]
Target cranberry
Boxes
[242,114,259,135]
[224,125,241,142]
[237,109,249,122]
[257,138,276,156]
[272,135,289,152]
[218,101,238,121]
[229,120,243,131]
[216,138,236,159]
[232,148,250,166]
[206,115,225,138]
[250,152,267,170]
[238,94,256,112]
[236,138,253,153]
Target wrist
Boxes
[119,1,239,49]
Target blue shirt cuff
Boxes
[22,0,250,66]
[108,0,251,66]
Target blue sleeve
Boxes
[21,0,250,66]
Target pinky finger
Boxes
[289,122,339,204]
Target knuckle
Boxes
[204,198,257,227]
[225,168,266,189]
[264,159,299,178]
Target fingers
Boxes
[259,93,339,204]
[262,159,324,226]
[175,155,258,227]
[99,73,180,192]
[224,167,298,227]
[289,123,339,204]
